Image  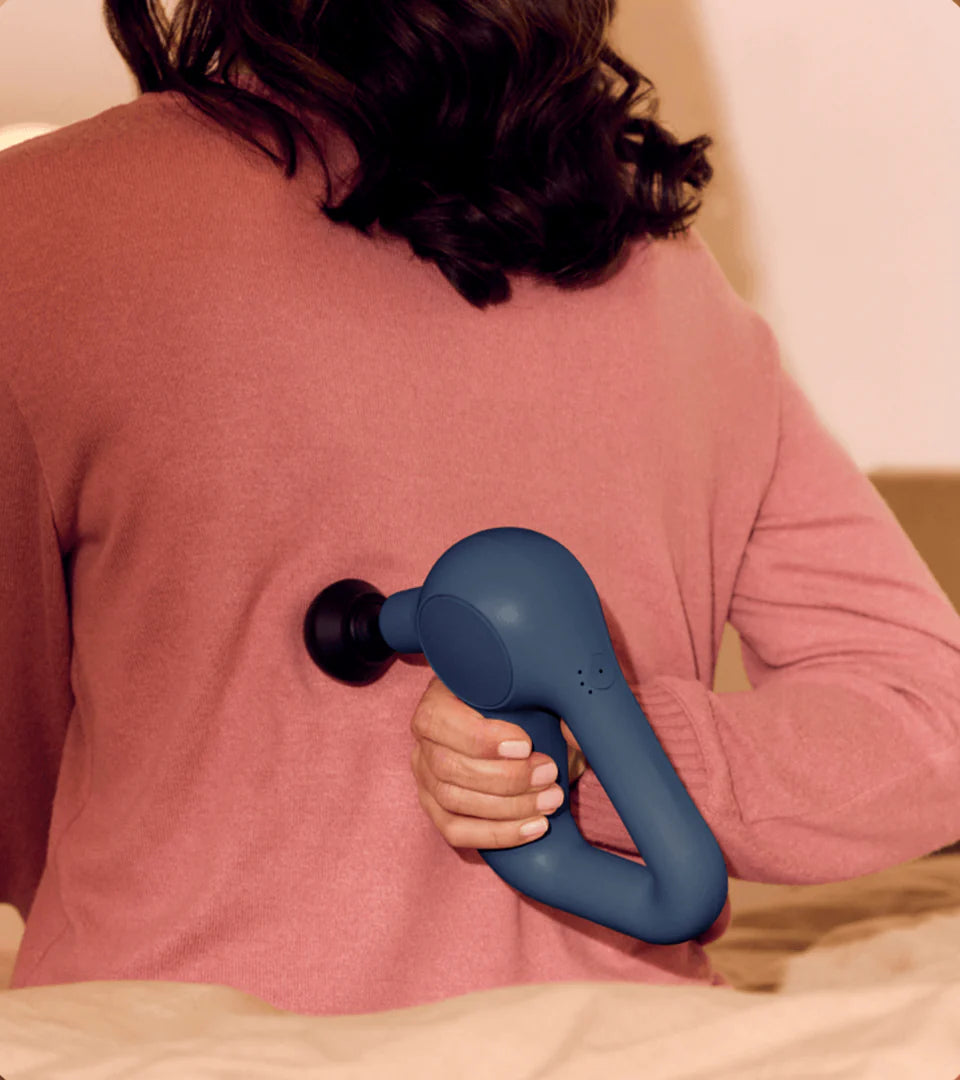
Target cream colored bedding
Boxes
[2,855,959,1079]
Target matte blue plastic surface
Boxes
[378,527,728,944]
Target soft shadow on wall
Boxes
[608,1,760,308]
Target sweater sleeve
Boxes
[0,375,73,921]
[573,351,960,885]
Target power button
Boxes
[588,652,615,691]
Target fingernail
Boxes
[520,818,548,837]
[499,740,531,759]
[531,762,557,787]
[537,787,564,812]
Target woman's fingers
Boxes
[412,744,554,849]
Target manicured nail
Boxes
[520,818,548,837]
[531,762,558,787]
[499,740,531,759]
[536,787,564,812]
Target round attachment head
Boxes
[303,579,396,685]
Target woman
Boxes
[2,0,958,1016]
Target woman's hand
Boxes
[410,675,587,850]
[409,676,732,945]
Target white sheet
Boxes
[1,974,958,1078]
[2,856,959,1079]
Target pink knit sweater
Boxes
[2,81,959,1016]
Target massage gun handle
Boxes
[475,698,727,945]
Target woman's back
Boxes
[1,26,959,1017]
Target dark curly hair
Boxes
[103,0,715,310]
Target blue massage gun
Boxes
[303,527,728,944]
